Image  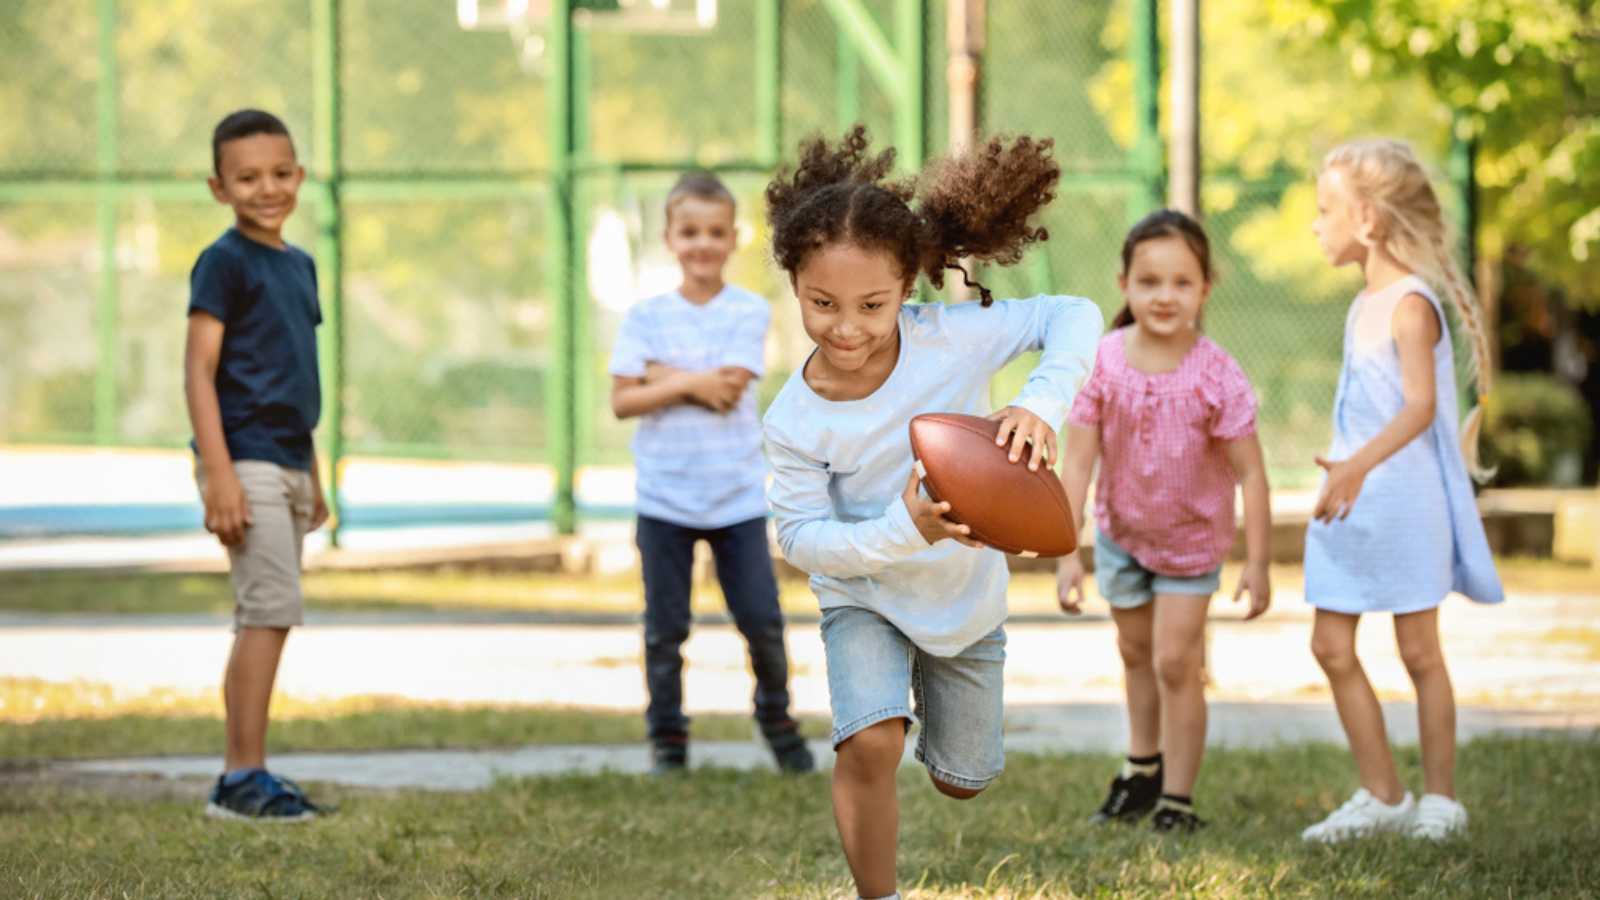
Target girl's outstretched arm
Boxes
[947,295,1103,430]
[1312,292,1439,521]
[1224,433,1272,619]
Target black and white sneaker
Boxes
[1150,802,1207,833]
[1088,766,1162,824]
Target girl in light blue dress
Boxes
[1301,139,1504,845]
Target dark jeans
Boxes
[636,514,794,742]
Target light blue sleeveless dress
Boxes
[1305,274,1504,614]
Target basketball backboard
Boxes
[458,0,718,71]
[457,0,718,35]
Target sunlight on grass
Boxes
[0,676,513,724]
[0,557,1588,620]
[0,676,828,760]
[1538,627,1600,661]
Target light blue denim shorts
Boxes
[819,605,1006,790]
[1094,530,1221,610]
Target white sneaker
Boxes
[1301,788,1416,843]
[1408,793,1468,840]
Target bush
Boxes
[1482,373,1593,486]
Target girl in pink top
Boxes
[1056,210,1273,832]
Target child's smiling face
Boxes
[1118,234,1209,339]
[664,196,737,286]
[208,133,304,244]
[794,242,909,375]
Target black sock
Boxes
[1159,793,1193,811]
[1121,753,1162,779]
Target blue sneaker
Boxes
[204,770,322,822]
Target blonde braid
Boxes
[1325,138,1497,481]
[1425,228,1495,481]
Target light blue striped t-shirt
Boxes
[763,296,1104,656]
[609,285,771,529]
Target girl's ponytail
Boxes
[914,134,1060,304]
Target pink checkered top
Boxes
[1067,329,1258,576]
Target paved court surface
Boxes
[8,591,1596,790]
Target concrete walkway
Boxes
[55,701,1599,791]
[6,593,1598,712]
[8,591,1596,791]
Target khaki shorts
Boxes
[195,460,316,630]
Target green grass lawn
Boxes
[2,557,1594,620]
[0,677,828,762]
[3,736,1596,898]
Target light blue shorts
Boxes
[820,606,1006,790]
[1094,531,1221,610]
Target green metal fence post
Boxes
[574,29,591,160]
[821,0,903,99]
[1448,121,1478,282]
[1130,0,1163,218]
[757,0,783,165]
[836,20,860,132]
[820,0,921,171]
[548,0,579,534]
[312,0,345,546]
[94,0,119,445]
[1448,120,1482,412]
[572,26,595,503]
[895,0,926,168]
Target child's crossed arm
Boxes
[610,364,751,418]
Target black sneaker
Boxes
[651,737,688,776]
[204,770,323,822]
[1150,803,1207,833]
[758,719,816,773]
[1088,767,1162,824]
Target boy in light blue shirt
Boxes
[609,172,813,775]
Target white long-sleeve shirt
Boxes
[762,295,1103,655]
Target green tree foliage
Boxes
[1268,0,1600,306]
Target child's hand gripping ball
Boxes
[908,412,1077,558]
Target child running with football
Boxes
[760,125,1102,900]
[1056,209,1273,832]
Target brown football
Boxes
[908,412,1077,558]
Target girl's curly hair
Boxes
[765,125,1059,305]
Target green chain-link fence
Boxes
[0,0,1471,540]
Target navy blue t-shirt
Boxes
[188,228,322,470]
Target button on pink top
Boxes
[1067,329,1258,576]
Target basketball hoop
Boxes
[458,0,719,70]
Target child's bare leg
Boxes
[1311,609,1404,802]
[832,718,905,899]
[927,770,983,799]
[223,626,289,771]
[1110,604,1160,757]
[1395,608,1455,798]
[1152,594,1210,795]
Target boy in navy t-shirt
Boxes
[183,109,327,821]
